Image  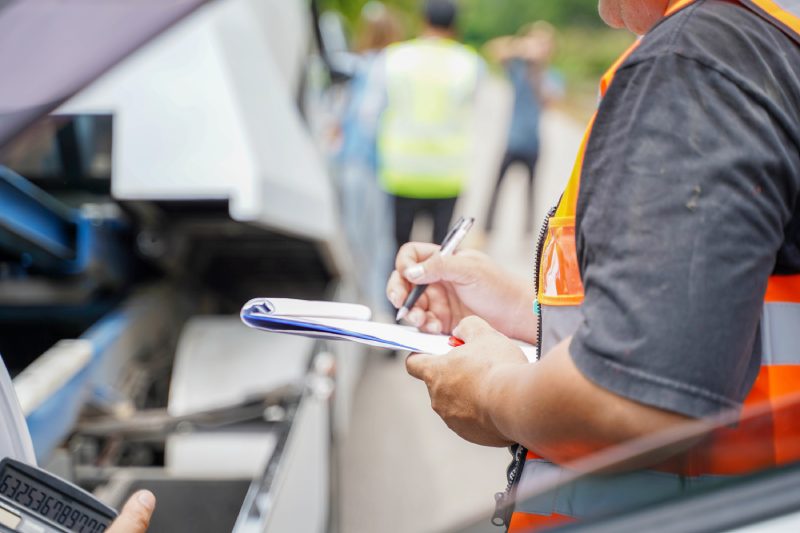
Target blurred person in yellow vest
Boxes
[386,0,800,530]
[366,0,484,250]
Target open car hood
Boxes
[0,0,206,148]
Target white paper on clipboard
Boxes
[240,298,538,361]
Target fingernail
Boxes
[389,291,398,306]
[409,310,424,326]
[137,491,156,511]
[428,322,442,335]
[405,264,424,280]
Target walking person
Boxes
[366,0,484,250]
[484,22,562,235]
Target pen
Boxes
[396,216,475,322]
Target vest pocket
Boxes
[537,216,585,306]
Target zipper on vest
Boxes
[533,206,556,359]
[492,206,556,529]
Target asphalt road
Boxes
[340,78,586,533]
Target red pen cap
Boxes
[448,336,465,347]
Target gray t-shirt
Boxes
[569,0,800,419]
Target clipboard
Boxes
[240,298,537,360]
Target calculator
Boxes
[0,458,117,533]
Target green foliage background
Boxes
[319,0,608,32]
[318,0,635,116]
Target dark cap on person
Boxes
[424,0,458,29]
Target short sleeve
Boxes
[569,50,800,418]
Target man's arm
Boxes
[485,337,690,463]
[483,36,516,63]
[407,318,689,461]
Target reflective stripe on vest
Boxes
[378,38,480,199]
[514,292,800,528]
[511,1,800,530]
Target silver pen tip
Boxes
[396,307,409,322]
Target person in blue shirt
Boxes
[334,2,402,314]
[484,22,563,235]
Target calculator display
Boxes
[0,466,112,533]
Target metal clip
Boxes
[492,492,510,528]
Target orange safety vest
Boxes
[502,1,800,530]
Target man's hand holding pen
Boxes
[395,216,475,323]
[386,228,540,446]
[386,242,539,344]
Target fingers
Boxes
[107,491,155,533]
[396,242,441,273]
[394,288,448,333]
[402,253,446,285]
[453,316,495,342]
[388,241,482,333]
[406,307,427,327]
[386,270,431,310]
[397,242,480,286]
[422,311,443,334]
[424,285,452,332]
[386,270,408,309]
[406,352,437,381]
[404,253,481,287]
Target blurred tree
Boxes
[316,0,633,118]
[460,0,604,45]
[317,0,605,45]
[318,0,418,37]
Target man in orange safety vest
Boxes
[386,0,800,530]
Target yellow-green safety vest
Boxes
[378,38,481,199]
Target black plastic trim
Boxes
[553,463,800,533]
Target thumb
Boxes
[403,254,473,285]
[406,352,437,381]
[107,490,155,533]
[453,316,495,343]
